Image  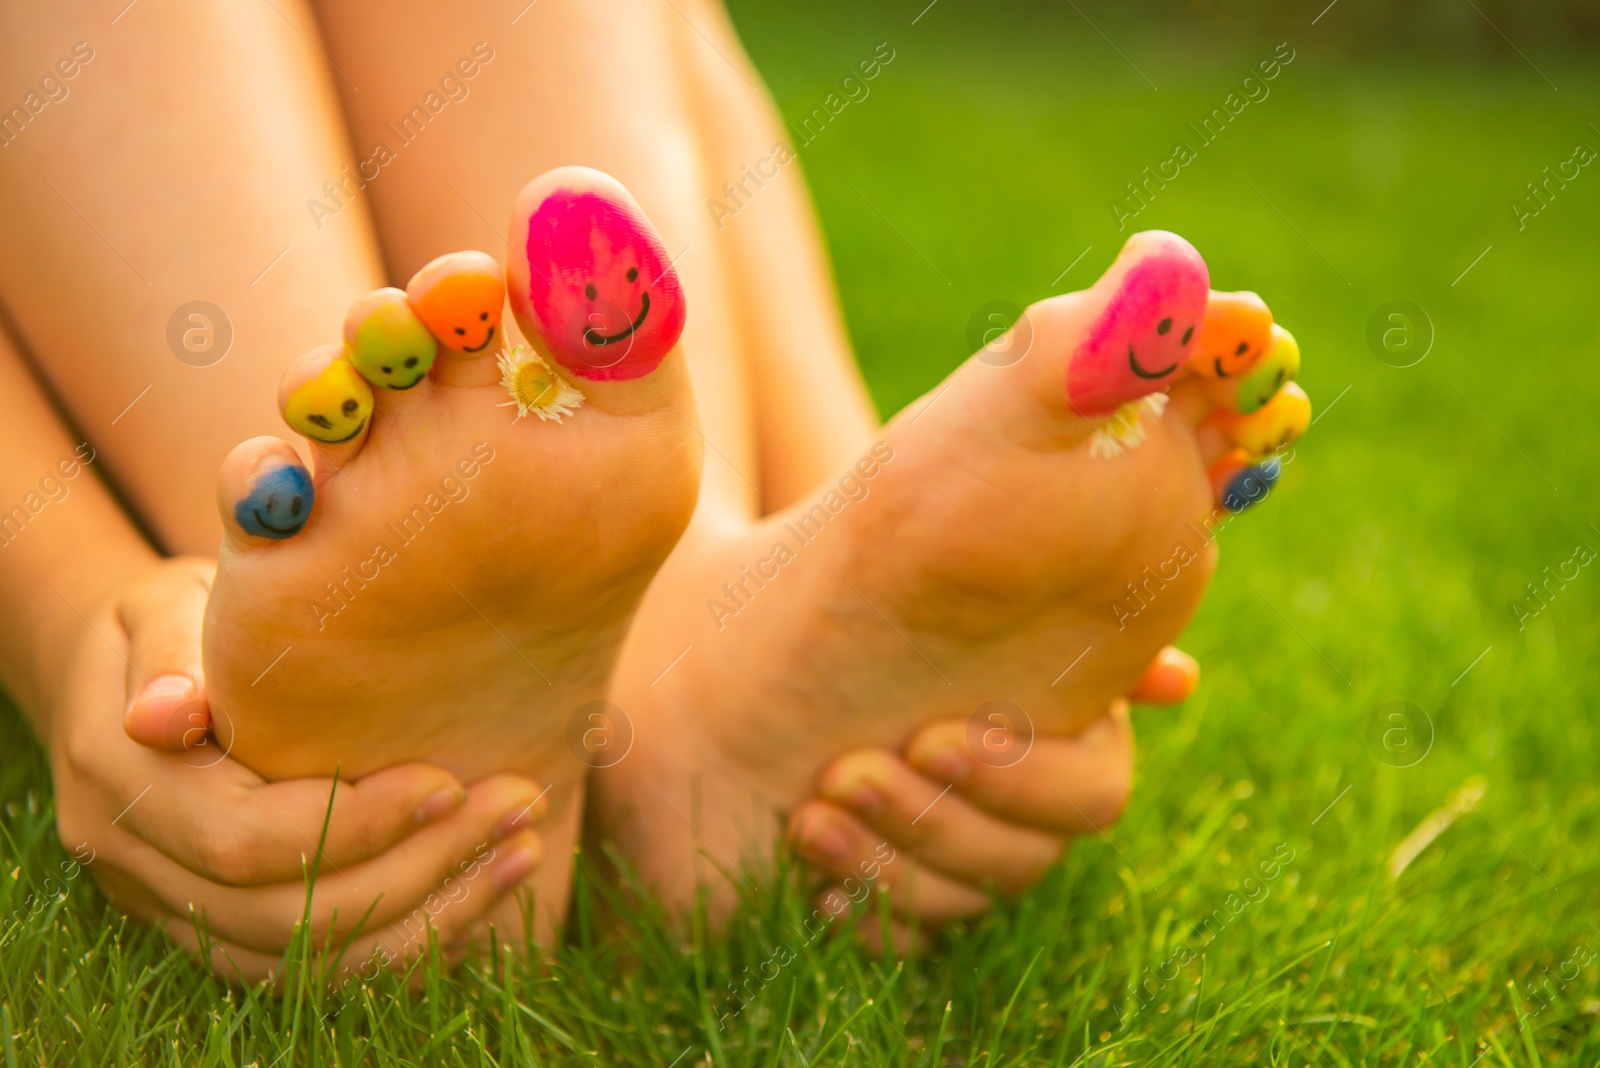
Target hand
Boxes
[787,646,1197,941]
[48,557,547,982]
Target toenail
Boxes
[413,786,466,827]
[800,822,852,866]
[917,747,972,784]
[492,844,540,892]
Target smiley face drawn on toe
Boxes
[520,189,685,381]
[1191,290,1273,381]
[1066,234,1209,416]
[407,251,506,356]
[583,291,650,346]
[283,358,373,444]
[236,463,314,540]
[1215,380,1311,456]
[344,288,439,389]
[1232,324,1300,414]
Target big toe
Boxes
[504,165,694,416]
[1053,230,1210,418]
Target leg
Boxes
[0,0,387,555]
[0,0,549,979]
[602,234,1311,916]
[308,0,879,517]
[302,0,1306,927]
[308,0,760,522]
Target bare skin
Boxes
[202,169,704,949]
[0,0,1270,979]
[596,233,1263,919]
[0,0,553,980]
[307,0,1217,932]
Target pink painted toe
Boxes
[1064,232,1209,417]
[508,167,686,382]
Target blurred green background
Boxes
[3,0,1598,1063]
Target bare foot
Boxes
[200,167,702,948]
[595,232,1309,915]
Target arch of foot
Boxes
[1187,290,1312,513]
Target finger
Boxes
[157,915,286,985]
[215,437,316,549]
[789,803,992,923]
[278,344,373,469]
[117,780,546,953]
[853,914,925,956]
[904,704,1135,836]
[342,287,438,407]
[114,754,491,885]
[154,836,534,987]
[117,559,214,751]
[1127,646,1199,704]
[810,751,1062,895]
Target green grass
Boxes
[5,2,1600,1063]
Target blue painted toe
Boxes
[236,464,314,539]
[1222,458,1279,514]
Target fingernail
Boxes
[799,822,851,866]
[842,785,884,819]
[917,747,972,784]
[493,799,540,841]
[492,844,540,892]
[413,785,466,827]
[127,674,194,713]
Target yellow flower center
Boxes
[512,361,561,410]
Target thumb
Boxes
[117,557,214,751]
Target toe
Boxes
[1209,448,1283,513]
[1196,322,1301,416]
[342,286,439,406]
[216,437,316,548]
[505,165,695,417]
[1051,230,1210,418]
[406,250,507,388]
[278,343,373,468]
[1209,380,1311,457]
[1186,289,1275,385]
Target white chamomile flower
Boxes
[497,345,585,423]
[1088,393,1168,458]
